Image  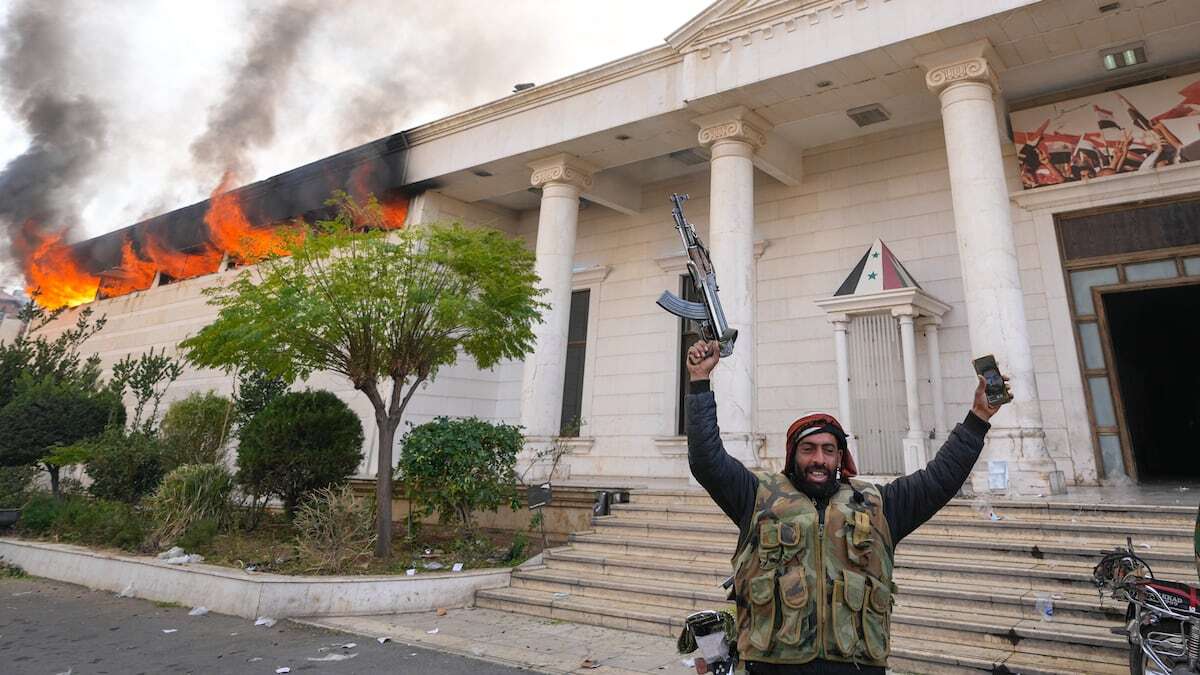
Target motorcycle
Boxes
[1094,537,1200,674]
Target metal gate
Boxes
[848,313,906,474]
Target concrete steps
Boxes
[476,488,1195,673]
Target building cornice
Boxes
[669,0,891,59]
[404,46,682,147]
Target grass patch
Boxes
[0,560,27,578]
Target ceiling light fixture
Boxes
[1102,43,1146,71]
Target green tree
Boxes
[181,192,544,557]
[0,302,106,409]
[235,390,363,519]
[159,391,235,469]
[232,368,289,429]
[398,416,523,533]
[0,379,125,497]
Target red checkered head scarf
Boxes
[784,412,857,481]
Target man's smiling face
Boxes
[792,431,841,491]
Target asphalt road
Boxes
[0,575,533,675]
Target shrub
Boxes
[176,517,219,552]
[232,369,289,429]
[151,463,235,546]
[19,493,147,551]
[159,392,235,469]
[236,390,363,518]
[294,485,376,573]
[0,379,125,497]
[18,493,65,533]
[0,465,37,508]
[83,431,166,504]
[397,416,523,532]
[53,497,147,551]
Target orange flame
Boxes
[205,173,292,264]
[19,223,100,309]
[98,237,158,297]
[380,197,408,230]
[143,235,223,281]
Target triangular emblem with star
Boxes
[834,239,921,296]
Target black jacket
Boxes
[685,380,989,675]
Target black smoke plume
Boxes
[189,1,323,181]
[0,0,108,272]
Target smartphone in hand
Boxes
[973,354,1013,406]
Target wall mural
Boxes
[1011,72,1200,189]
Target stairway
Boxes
[476,488,1198,674]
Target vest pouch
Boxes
[863,578,892,660]
[747,571,776,651]
[775,566,812,646]
[759,522,782,568]
[845,510,873,568]
[833,570,867,656]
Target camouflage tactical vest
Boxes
[731,472,895,667]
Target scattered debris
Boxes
[1140,543,1152,550]
[163,553,204,565]
[436,608,447,617]
[162,629,178,634]
[580,658,599,669]
[426,627,439,635]
[230,632,239,636]
[424,561,445,570]
[552,592,570,600]
[248,657,262,662]
[255,617,277,628]
[188,606,209,616]
[158,547,185,559]
[341,643,357,649]
[377,637,390,644]
[452,562,464,572]
[405,569,416,576]
[11,591,32,597]
[307,653,358,662]
[54,669,72,675]
[681,658,695,668]
[116,583,135,598]
[275,668,290,674]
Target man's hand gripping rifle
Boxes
[656,193,738,357]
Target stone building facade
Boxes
[41,0,1200,493]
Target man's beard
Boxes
[792,466,840,500]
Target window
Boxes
[558,289,590,437]
[677,275,703,435]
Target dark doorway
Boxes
[1103,282,1200,481]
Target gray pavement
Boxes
[0,575,532,675]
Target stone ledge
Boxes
[0,538,510,620]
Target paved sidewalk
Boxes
[298,607,696,675]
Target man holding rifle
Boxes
[685,339,1009,673]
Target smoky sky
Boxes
[0,0,108,266]
[0,0,708,291]
[190,1,324,182]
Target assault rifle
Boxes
[656,193,738,357]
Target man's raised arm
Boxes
[881,373,1010,543]
[685,340,758,535]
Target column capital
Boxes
[891,306,918,319]
[528,153,596,191]
[917,315,943,328]
[915,40,1004,97]
[693,105,768,150]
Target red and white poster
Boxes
[1010,72,1200,189]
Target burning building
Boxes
[21,132,411,310]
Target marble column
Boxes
[520,154,594,450]
[694,108,765,467]
[894,309,927,472]
[920,316,949,438]
[830,315,855,452]
[918,41,1063,494]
